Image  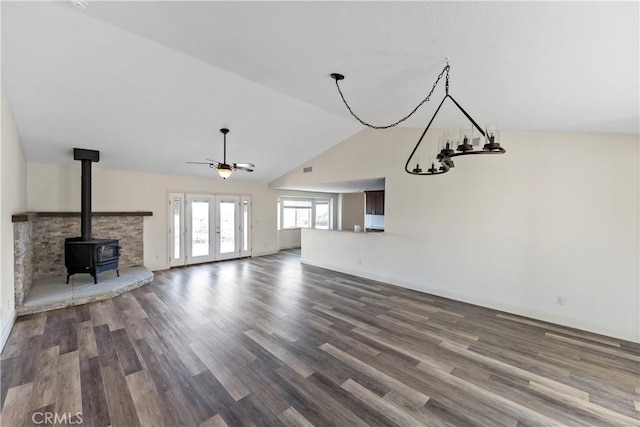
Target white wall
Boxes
[278,229,301,249]
[27,164,279,270]
[341,192,364,231]
[274,128,640,342]
[1,90,27,349]
[26,163,335,270]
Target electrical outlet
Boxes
[357,259,362,266]
[556,296,567,305]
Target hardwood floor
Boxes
[2,249,639,426]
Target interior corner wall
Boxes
[26,164,286,270]
[276,190,340,250]
[1,89,27,350]
[274,127,640,342]
[341,192,365,231]
[278,228,301,249]
[25,164,338,271]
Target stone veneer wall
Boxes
[30,216,144,279]
[13,216,145,304]
[13,221,33,305]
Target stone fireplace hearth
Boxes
[12,211,153,311]
[19,266,153,315]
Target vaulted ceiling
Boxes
[2,1,638,182]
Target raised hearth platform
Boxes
[18,266,154,315]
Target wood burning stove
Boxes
[65,238,120,284]
[64,148,120,284]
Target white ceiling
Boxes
[2,1,638,183]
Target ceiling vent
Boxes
[303,166,312,173]
[71,0,88,9]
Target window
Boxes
[278,197,332,230]
[315,200,330,229]
[282,199,312,229]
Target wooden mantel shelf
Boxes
[12,211,153,223]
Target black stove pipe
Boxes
[80,159,92,240]
[73,148,100,241]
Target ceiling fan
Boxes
[188,128,255,179]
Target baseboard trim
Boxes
[301,258,640,344]
[1,309,17,352]
[146,263,170,272]
[278,245,301,250]
[252,250,279,258]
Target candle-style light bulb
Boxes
[458,127,473,152]
[483,124,501,151]
[442,138,455,157]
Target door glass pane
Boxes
[243,201,249,252]
[315,202,329,229]
[277,201,281,230]
[220,201,236,254]
[191,201,209,257]
[173,198,182,259]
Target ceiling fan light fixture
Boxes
[187,127,255,179]
[217,164,234,179]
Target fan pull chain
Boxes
[331,60,450,129]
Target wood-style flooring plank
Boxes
[79,356,111,427]
[100,365,141,427]
[341,378,426,426]
[31,345,60,410]
[189,341,251,401]
[244,329,314,378]
[278,407,314,427]
[200,413,229,427]
[276,366,369,427]
[1,382,33,427]
[110,329,143,376]
[77,320,99,360]
[320,342,429,406]
[54,350,82,419]
[1,249,638,426]
[126,370,183,427]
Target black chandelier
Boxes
[330,60,505,176]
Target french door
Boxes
[169,193,251,266]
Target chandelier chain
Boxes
[333,63,450,130]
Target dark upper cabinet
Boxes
[365,191,385,215]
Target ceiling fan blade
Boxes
[206,158,223,165]
[188,161,220,168]
[234,162,255,168]
[234,166,254,172]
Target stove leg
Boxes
[116,269,120,277]
[66,274,71,284]
[93,274,97,285]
